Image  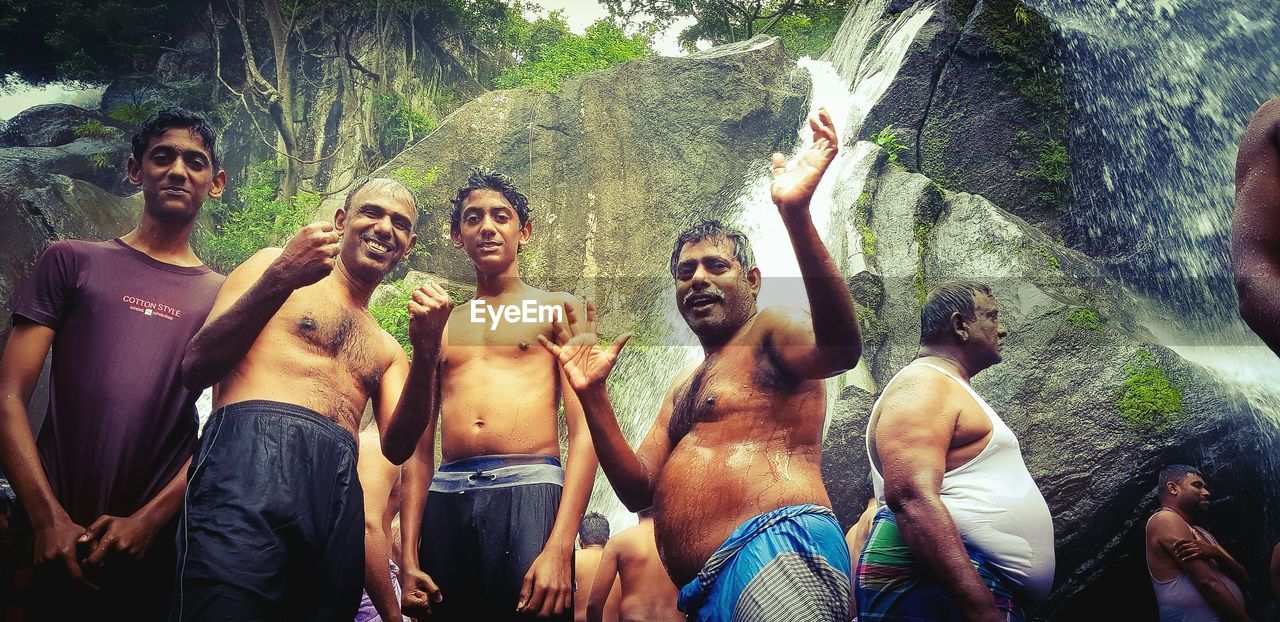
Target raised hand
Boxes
[771,107,840,214]
[537,300,631,393]
[408,283,452,352]
[1173,537,1223,563]
[268,221,341,290]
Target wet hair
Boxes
[578,511,610,547]
[344,177,419,222]
[1157,464,1203,495]
[131,107,220,170]
[449,170,530,232]
[919,281,993,345]
[669,220,756,277]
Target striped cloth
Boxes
[678,504,852,621]
[855,507,1024,621]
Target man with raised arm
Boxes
[400,171,596,621]
[857,281,1055,622]
[176,177,450,620]
[541,108,861,620]
[1233,97,1280,356]
[0,108,226,620]
[587,509,682,622]
[1145,465,1253,622]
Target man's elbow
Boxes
[180,353,209,391]
[380,436,412,466]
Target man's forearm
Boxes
[365,523,403,622]
[382,350,438,464]
[544,428,598,554]
[893,496,1002,621]
[781,209,861,367]
[0,396,65,526]
[400,442,433,571]
[579,385,653,512]
[182,270,294,390]
[134,457,191,528]
[1193,574,1253,622]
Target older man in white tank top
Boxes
[856,281,1055,622]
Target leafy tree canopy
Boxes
[603,0,850,53]
[494,12,652,91]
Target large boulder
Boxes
[823,145,1280,620]
[0,104,125,149]
[372,36,806,315]
[848,0,1071,236]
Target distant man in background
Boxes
[400,171,595,621]
[588,509,682,622]
[858,281,1055,621]
[1233,97,1280,356]
[178,177,449,620]
[1145,465,1252,622]
[0,108,227,620]
[575,511,611,622]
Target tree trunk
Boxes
[261,0,300,198]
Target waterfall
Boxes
[590,0,936,532]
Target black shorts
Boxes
[173,400,364,621]
[419,454,570,621]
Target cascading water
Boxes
[589,0,936,531]
[1019,1,1280,410]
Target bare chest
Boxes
[667,346,805,443]
[277,298,385,396]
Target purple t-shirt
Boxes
[10,238,224,525]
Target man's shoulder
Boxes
[1146,509,1193,539]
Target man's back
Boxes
[613,520,682,622]
[575,546,605,622]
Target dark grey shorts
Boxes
[173,400,364,621]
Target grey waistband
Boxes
[429,462,565,493]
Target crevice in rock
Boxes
[912,1,980,171]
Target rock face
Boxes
[372,36,807,322]
[0,104,126,149]
[849,0,1071,236]
[823,146,1280,620]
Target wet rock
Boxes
[0,104,124,148]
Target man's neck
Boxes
[915,346,977,381]
[474,264,524,298]
[1159,503,1199,526]
[331,258,379,307]
[697,310,758,355]
[120,213,199,267]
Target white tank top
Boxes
[1148,513,1245,622]
[865,362,1057,606]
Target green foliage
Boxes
[495,17,651,92]
[1033,140,1069,184]
[89,153,111,169]
[1117,350,1183,431]
[1066,308,1099,330]
[1035,244,1061,270]
[391,166,441,195]
[108,103,159,126]
[912,219,935,305]
[606,0,852,51]
[870,125,909,163]
[375,93,438,146]
[73,120,119,140]
[198,160,313,273]
[766,7,846,58]
[854,192,876,257]
[369,279,416,353]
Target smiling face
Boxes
[335,180,418,283]
[450,188,530,274]
[126,127,225,223]
[673,236,760,343]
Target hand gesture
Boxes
[78,513,158,568]
[270,221,341,290]
[408,283,452,352]
[34,513,96,590]
[517,547,571,617]
[1173,537,1222,563]
[401,567,443,618]
[771,107,840,214]
[537,300,631,393]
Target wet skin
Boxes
[591,518,683,622]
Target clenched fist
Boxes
[269,221,341,290]
[408,283,451,352]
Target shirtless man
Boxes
[587,509,682,622]
[356,422,404,622]
[858,282,1054,622]
[400,171,596,621]
[1145,465,1252,622]
[575,512,612,622]
[542,109,862,620]
[1233,97,1280,356]
[177,177,450,620]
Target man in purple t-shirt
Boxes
[0,108,227,619]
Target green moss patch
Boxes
[1117,350,1183,431]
